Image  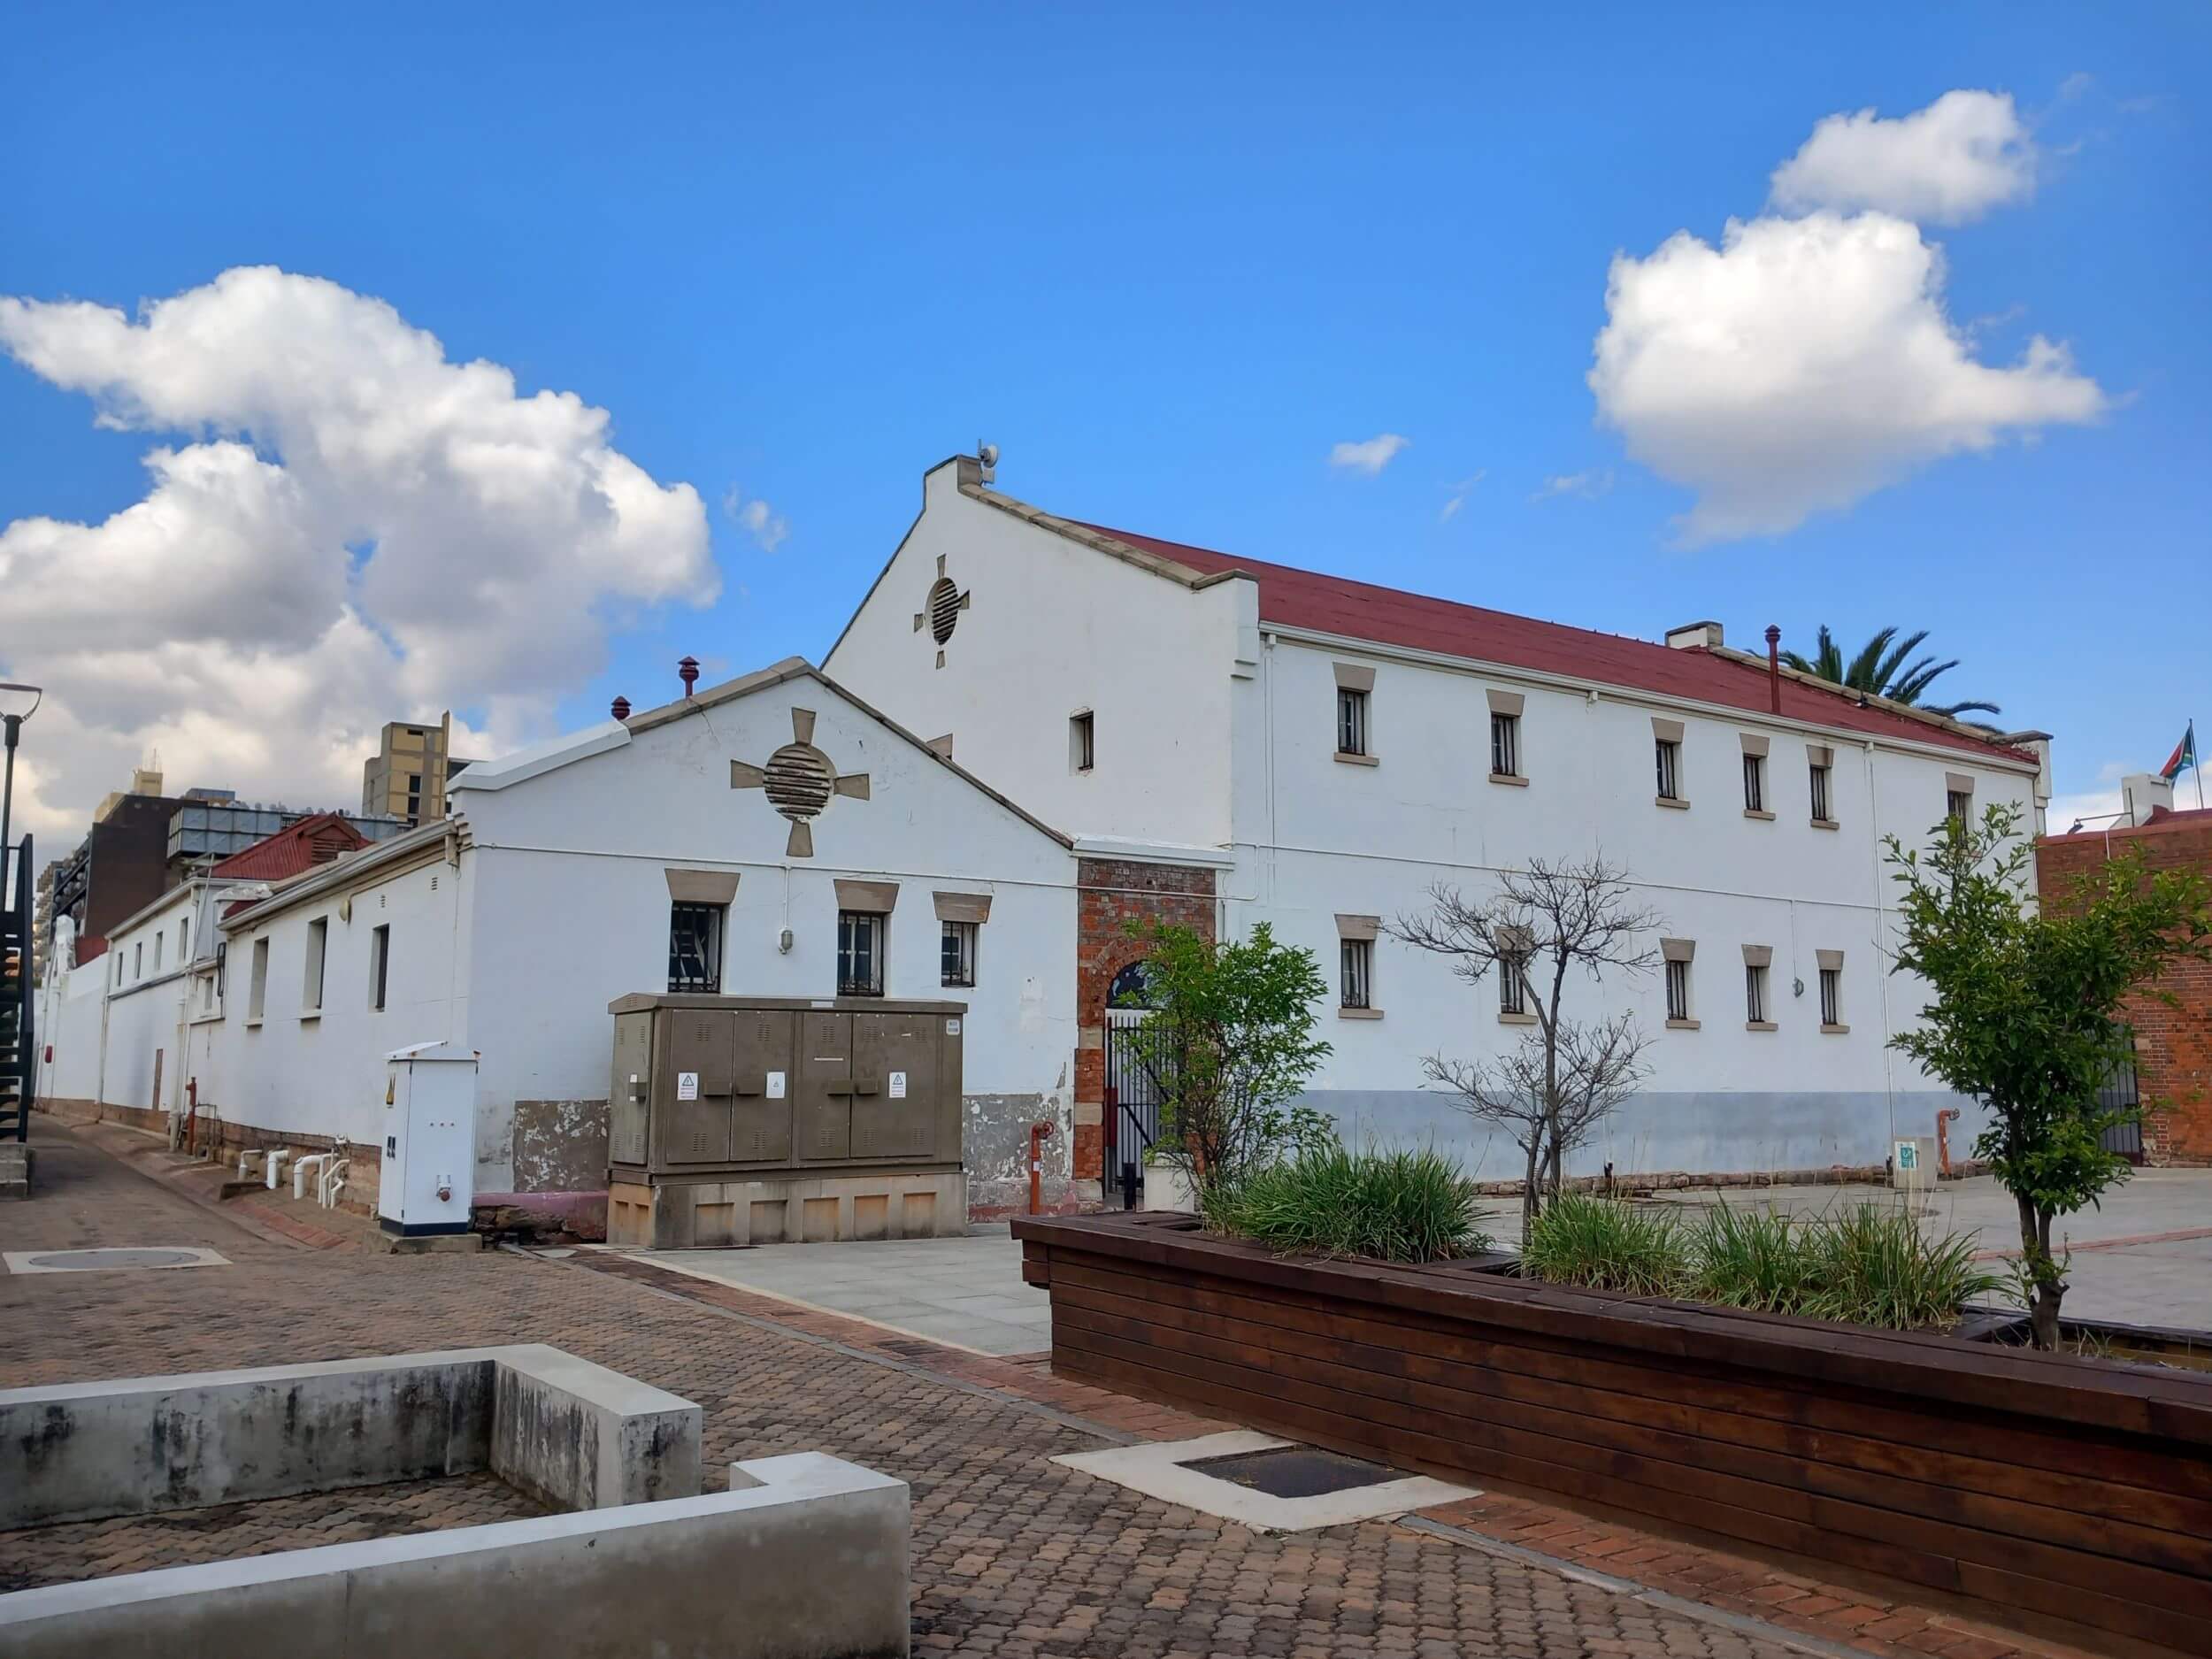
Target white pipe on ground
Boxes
[265,1150,288,1190]
[294,1154,331,1201]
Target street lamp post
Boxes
[0,683,43,904]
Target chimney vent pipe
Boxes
[611,695,632,721]
[678,657,699,696]
[1763,626,1782,714]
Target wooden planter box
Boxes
[1012,1211,2212,1655]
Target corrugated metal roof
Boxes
[209,812,371,882]
[1079,522,2032,764]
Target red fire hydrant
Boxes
[1027,1120,1056,1216]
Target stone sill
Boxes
[1665,1018,1701,1031]
[1497,1010,1538,1026]
[1334,751,1379,768]
[1487,772,1528,788]
[299,1012,322,1024]
[1338,1006,1384,1020]
[1745,1021,1778,1033]
[1810,818,1840,832]
[1655,796,1690,810]
[1822,1023,1852,1035]
[244,1018,264,1030]
[1743,809,1776,822]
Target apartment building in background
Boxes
[361,713,478,826]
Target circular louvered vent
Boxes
[927,576,962,644]
[763,742,834,821]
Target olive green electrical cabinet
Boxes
[605,994,969,1248]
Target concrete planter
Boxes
[1013,1210,2212,1656]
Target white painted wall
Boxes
[456,671,1080,1191]
[36,953,108,1106]
[147,668,1086,1200]
[825,459,1248,849]
[204,847,464,1157]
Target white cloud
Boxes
[1769,89,2036,225]
[1328,433,1409,474]
[0,266,715,835]
[722,487,788,552]
[1590,210,2106,542]
[1440,470,1485,521]
[1530,469,1613,503]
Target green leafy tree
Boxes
[1886,803,2212,1349]
[1783,625,2000,722]
[1116,921,1335,1201]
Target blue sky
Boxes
[3,3,2206,834]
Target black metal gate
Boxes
[2096,1047,2144,1163]
[1103,1009,1162,1209]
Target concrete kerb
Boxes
[0,1452,912,1659]
[0,1343,700,1527]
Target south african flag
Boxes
[2162,722,2198,783]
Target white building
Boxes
[826,455,2052,1187]
[42,452,2055,1226]
[44,662,1092,1225]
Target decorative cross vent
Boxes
[911,554,971,668]
[730,706,870,858]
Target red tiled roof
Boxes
[1080,523,2032,764]
[211,812,371,882]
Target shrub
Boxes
[1520,1193,1686,1295]
[1795,1204,2001,1332]
[1522,1197,1998,1332]
[1207,1146,1490,1264]
[1685,1203,1815,1314]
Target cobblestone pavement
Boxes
[0,1123,2096,1659]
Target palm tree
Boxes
[1780,626,2001,722]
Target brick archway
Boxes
[1073,856,1217,1207]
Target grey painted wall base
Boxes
[0,1344,700,1529]
[0,1453,912,1659]
[1310,1088,1993,1183]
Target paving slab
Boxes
[623,1228,1045,1355]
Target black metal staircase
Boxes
[2,834,34,1141]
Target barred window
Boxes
[941,919,977,988]
[1820,967,1841,1027]
[1809,761,1832,822]
[1665,958,1691,1022]
[1742,752,1765,813]
[667,901,724,995]
[1340,938,1372,1010]
[1490,712,1520,779]
[1655,739,1682,803]
[1745,963,1769,1024]
[1338,687,1370,757]
[838,910,886,997]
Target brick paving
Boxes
[0,1121,2117,1659]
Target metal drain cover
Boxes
[1184,1446,1401,1499]
[4,1246,232,1275]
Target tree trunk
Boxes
[1520,1133,1542,1233]
[2018,1193,2062,1351]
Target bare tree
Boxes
[1390,856,1661,1228]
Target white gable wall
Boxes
[455,670,1080,1199]
[825,460,1248,848]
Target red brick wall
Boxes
[2037,813,2212,1165]
[1074,857,1217,1191]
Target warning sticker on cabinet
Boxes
[766,1071,787,1099]
[677,1071,699,1102]
[944,1018,961,1036]
[888,1071,908,1100]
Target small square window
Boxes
[1820,967,1842,1027]
[1742,753,1766,814]
[1491,712,1521,780]
[1665,958,1691,1023]
[1745,963,1769,1024]
[668,902,724,994]
[1070,710,1094,773]
[839,910,886,997]
[1340,938,1372,1010]
[941,919,977,988]
[1338,687,1370,757]
[1655,740,1682,803]
[1809,762,1832,822]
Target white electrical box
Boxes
[1892,1134,1938,1201]
[379,1041,480,1237]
